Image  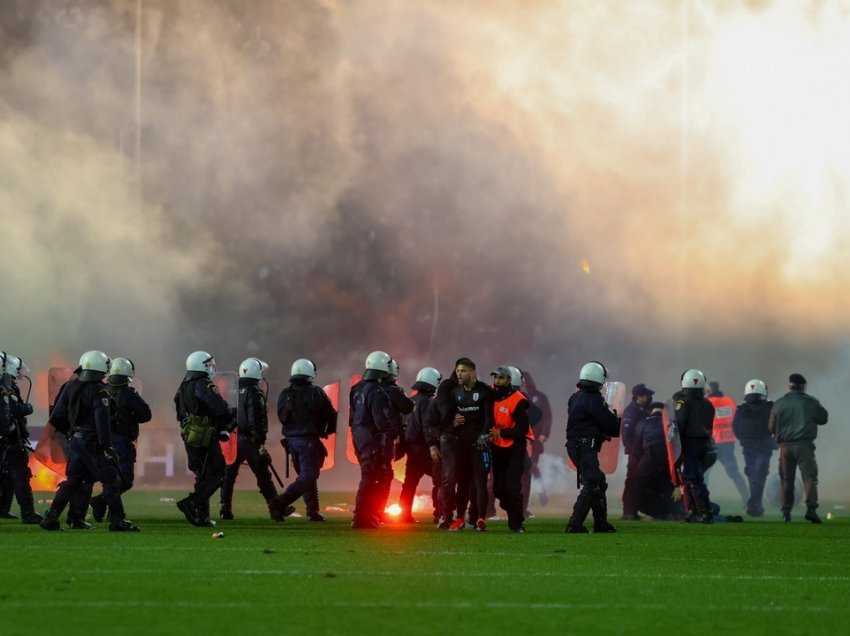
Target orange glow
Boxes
[29,455,62,492]
[32,351,75,411]
[385,503,402,517]
[580,259,590,273]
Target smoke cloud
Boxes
[2,0,848,497]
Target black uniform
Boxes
[270,376,337,521]
[732,394,775,517]
[623,410,675,519]
[41,373,138,531]
[174,371,232,527]
[349,372,395,528]
[376,379,414,519]
[218,377,279,519]
[0,374,42,523]
[620,398,651,517]
[435,379,494,527]
[398,382,441,522]
[675,388,715,522]
[87,377,151,523]
[522,374,552,515]
[565,381,620,533]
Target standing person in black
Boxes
[376,358,414,520]
[565,361,620,533]
[88,357,151,525]
[270,358,337,522]
[40,351,139,532]
[349,351,396,529]
[732,379,775,517]
[219,358,279,520]
[0,353,43,524]
[623,402,674,519]
[397,367,442,523]
[522,370,552,515]
[435,357,494,531]
[174,351,233,527]
[620,383,654,520]
[676,369,716,523]
[489,366,530,533]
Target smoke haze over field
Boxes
[2,1,849,497]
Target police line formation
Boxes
[0,348,829,533]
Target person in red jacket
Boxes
[706,381,748,507]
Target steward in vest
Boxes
[565,361,619,534]
[220,358,279,521]
[174,351,232,527]
[488,366,530,533]
[270,358,337,523]
[706,381,748,507]
[87,357,151,525]
[41,351,139,532]
[397,367,442,523]
[0,352,43,524]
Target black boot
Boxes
[195,499,216,527]
[20,493,43,525]
[219,479,235,520]
[90,494,108,523]
[566,493,593,533]
[269,494,296,522]
[40,508,63,532]
[591,493,617,533]
[805,508,822,524]
[177,496,200,526]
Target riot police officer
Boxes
[676,369,716,523]
[269,359,337,522]
[40,351,139,531]
[88,358,152,524]
[377,358,414,520]
[0,352,43,524]
[174,351,232,527]
[349,351,395,529]
[397,367,442,523]
[565,361,619,534]
[219,358,279,520]
[732,379,775,517]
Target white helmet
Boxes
[388,358,400,379]
[415,367,442,389]
[744,378,768,397]
[681,369,706,389]
[290,358,316,380]
[507,366,523,388]
[579,361,607,385]
[79,350,111,374]
[240,358,266,380]
[4,354,24,378]
[365,351,391,373]
[110,357,135,379]
[186,351,216,378]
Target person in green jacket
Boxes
[768,373,829,523]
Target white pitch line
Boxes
[26,568,850,583]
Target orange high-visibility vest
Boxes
[708,395,737,444]
[492,389,527,448]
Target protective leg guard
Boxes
[591,490,617,533]
[566,492,593,533]
[90,494,108,523]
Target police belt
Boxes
[574,436,601,449]
[72,431,97,440]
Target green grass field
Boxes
[1,491,848,636]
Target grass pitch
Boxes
[1,491,848,636]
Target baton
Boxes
[266,455,285,488]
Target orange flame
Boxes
[29,455,62,492]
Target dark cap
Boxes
[789,373,807,386]
[631,383,655,397]
[490,366,512,378]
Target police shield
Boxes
[661,400,682,484]
[321,380,340,471]
[599,381,626,474]
[212,371,238,465]
[34,367,76,477]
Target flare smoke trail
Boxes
[1,1,849,497]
